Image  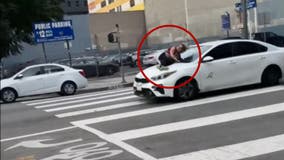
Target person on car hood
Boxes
[158,43,187,66]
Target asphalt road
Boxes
[1,84,284,160]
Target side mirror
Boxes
[202,56,214,63]
[14,74,23,80]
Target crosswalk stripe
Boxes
[110,102,284,140]
[23,88,133,105]
[45,95,138,112]
[35,92,133,109]
[159,133,284,160]
[55,101,145,118]
[72,86,284,125]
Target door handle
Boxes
[260,56,266,60]
[229,61,237,64]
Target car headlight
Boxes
[151,71,176,81]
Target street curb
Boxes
[78,82,134,94]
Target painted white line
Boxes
[56,101,145,118]
[45,95,138,112]
[0,126,77,142]
[160,133,284,160]
[23,88,132,105]
[73,123,157,160]
[72,86,284,125]
[36,92,133,109]
[110,102,284,140]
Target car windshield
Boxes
[181,45,212,63]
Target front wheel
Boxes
[261,68,281,86]
[61,82,77,96]
[1,88,17,103]
[174,80,198,101]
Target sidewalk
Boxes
[79,73,137,94]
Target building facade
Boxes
[88,0,144,13]
[60,0,89,14]
[144,0,284,45]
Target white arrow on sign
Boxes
[5,138,83,151]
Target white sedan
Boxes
[143,49,165,66]
[0,64,88,103]
[134,39,284,100]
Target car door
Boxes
[41,65,66,93]
[14,66,46,96]
[200,43,234,91]
[231,42,268,85]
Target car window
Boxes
[233,42,268,57]
[44,65,65,73]
[21,67,45,77]
[181,45,212,63]
[205,43,233,60]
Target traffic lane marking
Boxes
[125,111,284,158]
[0,126,77,142]
[86,89,284,134]
[72,86,284,125]
[159,133,284,160]
[21,88,133,105]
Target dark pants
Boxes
[158,52,175,66]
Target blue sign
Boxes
[235,0,257,12]
[33,20,74,43]
[221,14,231,30]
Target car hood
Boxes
[136,62,197,79]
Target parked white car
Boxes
[143,49,165,66]
[134,39,284,100]
[0,64,88,103]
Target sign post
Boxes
[115,24,126,84]
[33,20,75,63]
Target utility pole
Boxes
[116,24,126,84]
[242,0,249,39]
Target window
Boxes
[44,66,65,74]
[22,67,45,77]
[108,0,114,4]
[67,0,71,7]
[233,42,268,57]
[206,43,233,60]
[181,45,212,63]
[84,0,88,6]
[130,0,135,7]
[101,1,106,8]
[117,6,122,12]
[75,0,80,7]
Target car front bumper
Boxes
[133,79,175,98]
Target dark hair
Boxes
[177,44,187,52]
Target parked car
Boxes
[56,57,119,78]
[0,64,88,103]
[143,49,166,67]
[129,49,154,67]
[106,54,132,66]
[134,39,284,100]
[253,32,284,47]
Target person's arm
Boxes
[169,47,180,62]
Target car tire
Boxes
[174,79,198,101]
[60,81,77,96]
[261,67,281,86]
[1,88,17,103]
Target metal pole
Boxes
[184,0,189,30]
[66,40,72,67]
[254,7,258,33]
[116,24,126,84]
[42,43,48,63]
[242,0,249,39]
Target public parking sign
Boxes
[33,20,74,43]
[221,14,231,30]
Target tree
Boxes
[0,0,64,59]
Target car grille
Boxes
[135,78,148,83]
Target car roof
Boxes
[199,39,264,46]
[24,63,68,69]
